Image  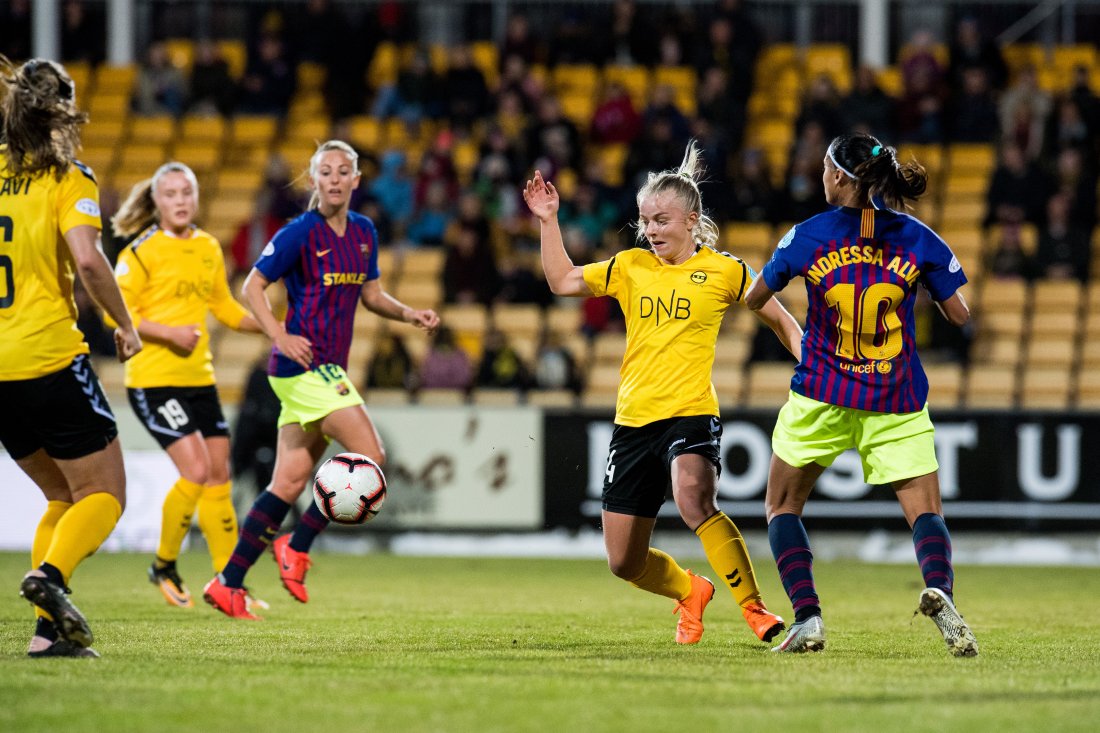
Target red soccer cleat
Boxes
[202,576,262,620]
[272,534,312,603]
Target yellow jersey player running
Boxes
[110,162,262,608]
[523,141,804,645]
[1,57,142,658]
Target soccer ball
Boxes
[312,452,387,525]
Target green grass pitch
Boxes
[2,550,1098,733]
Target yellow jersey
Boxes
[582,245,753,427]
[114,225,249,388]
[0,149,102,380]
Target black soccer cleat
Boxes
[20,573,93,649]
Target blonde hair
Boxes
[111,162,200,238]
[634,140,719,250]
[0,56,86,179]
[307,140,359,210]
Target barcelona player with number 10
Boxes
[745,132,978,656]
[203,140,439,619]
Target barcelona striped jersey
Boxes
[582,245,754,427]
[760,206,966,413]
[253,209,380,377]
[0,148,101,380]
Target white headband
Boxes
[827,147,856,179]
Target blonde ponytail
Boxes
[634,140,720,250]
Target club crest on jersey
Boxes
[334,381,350,396]
[690,271,707,284]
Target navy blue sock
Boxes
[768,513,821,623]
[913,512,954,599]
[289,502,330,553]
[220,491,290,589]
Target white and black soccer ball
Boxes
[312,452,387,525]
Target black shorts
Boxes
[128,385,230,450]
[602,414,723,518]
[0,354,119,460]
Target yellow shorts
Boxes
[268,364,364,430]
[772,391,938,485]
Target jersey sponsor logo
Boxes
[323,272,368,286]
[639,290,691,325]
[839,360,892,374]
[75,198,100,217]
[261,241,275,257]
[690,271,707,284]
[316,249,332,257]
[175,279,212,299]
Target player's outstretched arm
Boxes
[522,170,591,297]
[935,291,970,327]
[744,275,774,312]
[752,295,803,362]
[360,279,439,334]
[242,267,313,369]
[64,224,142,361]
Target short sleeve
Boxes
[760,225,801,293]
[920,230,968,302]
[582,256,622,298]
[254,219,305,282]
[364,218,381,282]
[56,165,102,235]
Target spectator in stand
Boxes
[1035,192,1091,283]
[186,40,236,116]
[1068,65,1100,144]
[896,30,946,144]
[372,46,442,126]
[999,65,1051,160]
[497,56,541,117]
[728,147,777,224]
[0,0,32,61]
[599,0,655,67]
[524,96,584,177]
[549,7,598,66]
[590,81,642,146]
[133,41,187,117]
[500,13,541,69]
[693,15,757,112]
[900,29,945,93]
[497,254,554,307]
[533,329,582,394]
[1051,147,1098,233]
[696,66,745,148]
[230,156,303,279]
[443,45,490,134]
[415,131,460,210]
[559,180,619,246]
[476,328,531,391]
[624,117,686,192]
[61,0,106,66]
[473,152,523,234]
[948,67,1000,143]
[419,326,473,392]
[946,16,1007,94]
[407,180,455,247]
[238,32,295,116]
[442,222,500,305]
[364,330,416,391]
[795,73,845,140]
[642,84,692,146]
[369,150,415,240]
[777,151,826,223]
[293,0,366,121]
[984,141,1049,228]
[1045,97,1095,160]
[842,66,898,140]
[985,221,1035,281]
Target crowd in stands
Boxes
[3,0,1099,405]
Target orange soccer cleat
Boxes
[272,534,312,603]
[673,570,715,645]
[202,576,262,620]
[148,561,193,608]
[741,600,786,642]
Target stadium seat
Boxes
[173,142,220,174]
[93,64,137,95]
[77,145,116,175]
[591,333,627,366]
[975,335,1023,367]
[714,339,750,370]
[130,115,177,145]
[492,304,543,340]
[1075,370,1100,408]
[602,65,650,109]
[215,170,264,197]
[744,362,794,407]
[924,363,963,408]
[163,38,194,72]
[230,116,278,146]
[180,114,227,144]
[580,390,618,410]
[526,389,576,408]
[712,366,745,408]
[1019,365,1072,409]
[552,64,600,97]
[545,304,583,337]
[216,40,247,79]
[946,144,995,176]
[364,388,413,406]
[1025,336,1076,369]
[1030,311,1079,338]
[469,41,499,90]
[964,365,1017,408]
[1032,279,1082,313]
[367,42,400,89]
[296,62,327,92]
[471,389,522,407]
[117,143,168,170]
[86,93,131,123]
[585,363,621,394]
[417,388,467,406]
[394,279,443,311]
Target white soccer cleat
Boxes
[770,614,826,653]
[918,587,979,658]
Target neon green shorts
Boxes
[772,391,938,485]
[268,364,364,430]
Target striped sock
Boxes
[220,491,290,589]
[913,513,954,598]
[768,513,821,623]
[288,503,330,553]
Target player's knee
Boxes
[607,555,644,580]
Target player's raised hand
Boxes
[407,308,440,335]
[523,170,559,222]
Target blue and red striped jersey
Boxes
[253,210,381,377]
[761,206,966,413]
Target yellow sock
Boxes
[696,512,762,608]
[156,477,204,563]
[197,481,238,572]
[42,492,122,583]
[32,500,72,621]
[627,548,694,601]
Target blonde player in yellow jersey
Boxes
[1,57,142,658]
[110,161,262,608]
[523,141,804,645]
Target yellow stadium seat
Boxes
[94,64,136,95]
[1032,279,1082,313]
[440,304,489,345]
[401,248,446,280]
[1019,365,1071,409]
[558,93,595,126]
[526,389,577,408]
[585,364,621,395]
[469,41,499,90]
[1025,337,1076,368]
[745,362,795,408]
[653,66,697,98]
[964,365,1017,408]
[714,338,750,369]
[180,114,227,144]
[296,62,327,92]
[86,93,131,123]
[417,388,468,406]
[924,363,963,408]
[592,332,626,366]
[492,304,543,340]
[393,279,443,310]
[712,366,745,408]
[285,116,331,145]
[946,143,995,175]
[216,40,247,80]
[230,116,278,146]
[129,115,176,144]
[117,143,168,170]
[163,39,194,72]
[76,146,115,175]
[368,41,400,89]
[346,115,383,152]
[471,389,521,407]
[552,64,600,97]
[173,142,220,174]
[603,65,650,109]
[215,170,264,197]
